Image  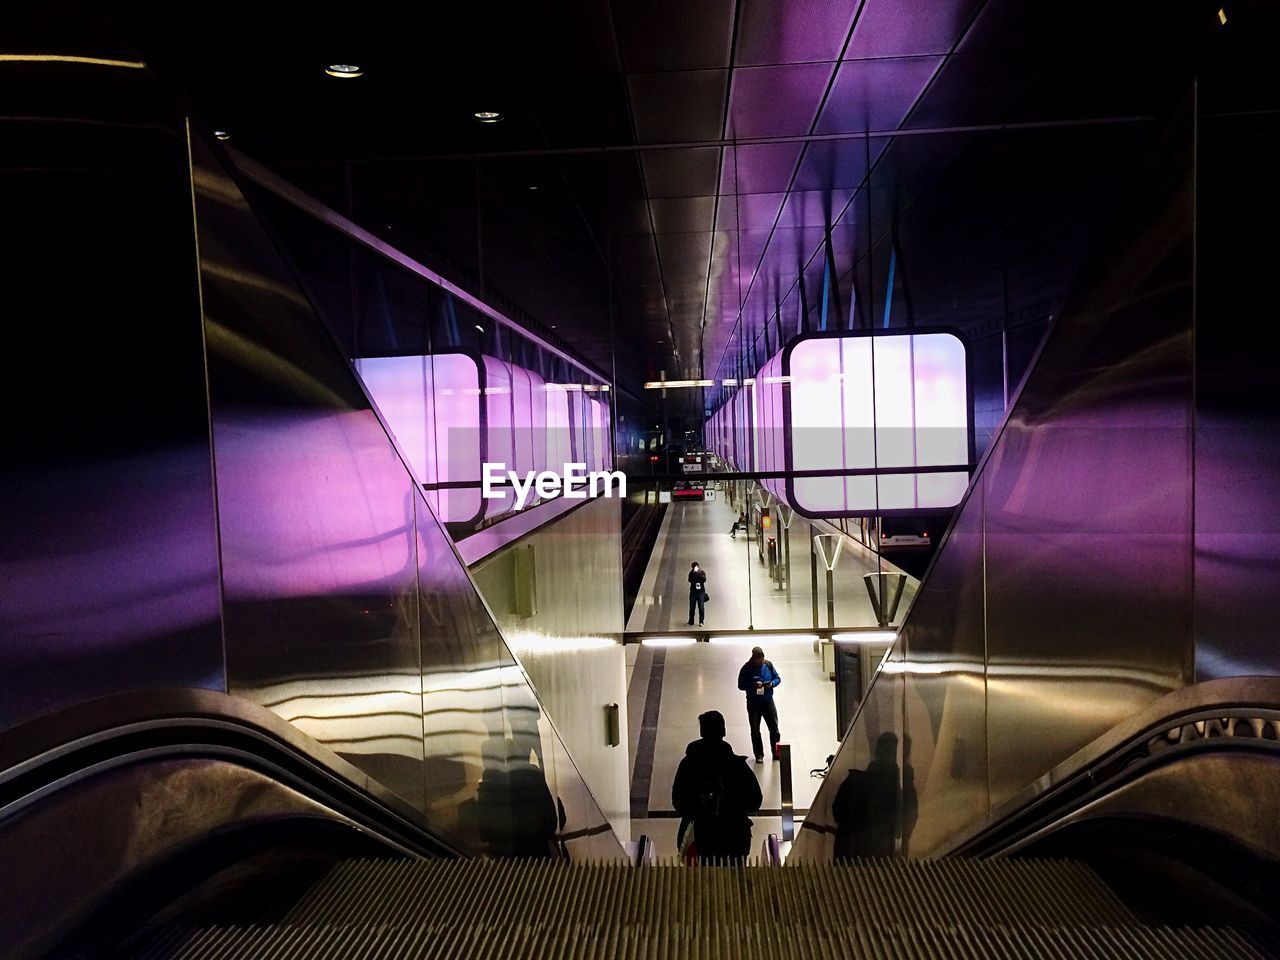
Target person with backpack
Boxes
[737,646,782,763]
[671,710,762,863]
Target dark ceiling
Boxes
[22,0,1239,409]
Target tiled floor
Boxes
[626,495,915,633]
[627,638,838,861]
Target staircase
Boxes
[138,858,1265,959]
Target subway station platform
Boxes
[626,493,917,634]
[625,636,840,861]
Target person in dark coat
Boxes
[736,645,782,763]
[686,561,707,626]
[671,710,762,863]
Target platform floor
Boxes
[626,494,916,633]
[626,639,839,862]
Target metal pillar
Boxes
[809,529,819,630]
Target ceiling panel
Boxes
[776,187,856,230]
[613,0,734,71]
[816,56,943,133]
[640,147,722,197]
[628,69,727,142]
[846,0,986,59]
[720,142,805,195]
[736,0,860,65]
[727,62,834,138]
[655,232,715,278]
[649,195,717,234]
[792,136,884,190]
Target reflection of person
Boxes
[467,734,558,858]
[671,710,762,863]
[831,731,905,859]
[686,561,707,626]
[736,646,782,763]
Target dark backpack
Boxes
[695,767,727,819]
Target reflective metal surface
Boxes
[793,100,1197,860]
[190,131,624,858]
[472,495,630,841]
[0,63,224,732]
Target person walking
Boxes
[671,710,762,863]
[686,561,707,626]
[737,646,782,763]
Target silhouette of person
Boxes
[831,731,903,858]
[467,733,558,858]
[671,710,762,863]
[687,561,707,626]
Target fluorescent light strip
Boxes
[832,631,899,643]
[643,379,715,389]
[709,633,818,646]
[641,636,696,646]
[0,54,146,69]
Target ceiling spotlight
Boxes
[324,63,364,79]
[213,130,231,141]
[473,110,503,123]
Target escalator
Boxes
[2,682,1276,957]
[132,859,1261,960]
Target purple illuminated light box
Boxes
[709,330,972,516]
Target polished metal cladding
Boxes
[0,70,224,730]
[0,51,626,871]
[188,131,623,858]
[794,104,1197,860]
[899,482,987,854]
[471,495,630,842]
[192,134,432,814]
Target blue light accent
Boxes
[882,248,896,329]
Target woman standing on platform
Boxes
[687,561,707,626]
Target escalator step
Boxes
[142,921,1264,960]
[281,857,1139,929]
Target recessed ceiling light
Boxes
[213,130,231,141]
[473,110,503,123]
[324,63,364,79]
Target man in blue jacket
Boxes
[737,645,782,763]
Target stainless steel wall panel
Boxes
[471,495,630,842]
[793,643,905,860]
[414,491,508,850]
[900,481,987,855]
[794,100,1198,860]
[191,133,428,813]
[0,71,223,732]
[982,132,1195,807]
[1193,107,1280,680]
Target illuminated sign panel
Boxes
[787,331,970,514]
[708,330,972,517]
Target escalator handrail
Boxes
[938,676,1280,857]
[0,687,461,859]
